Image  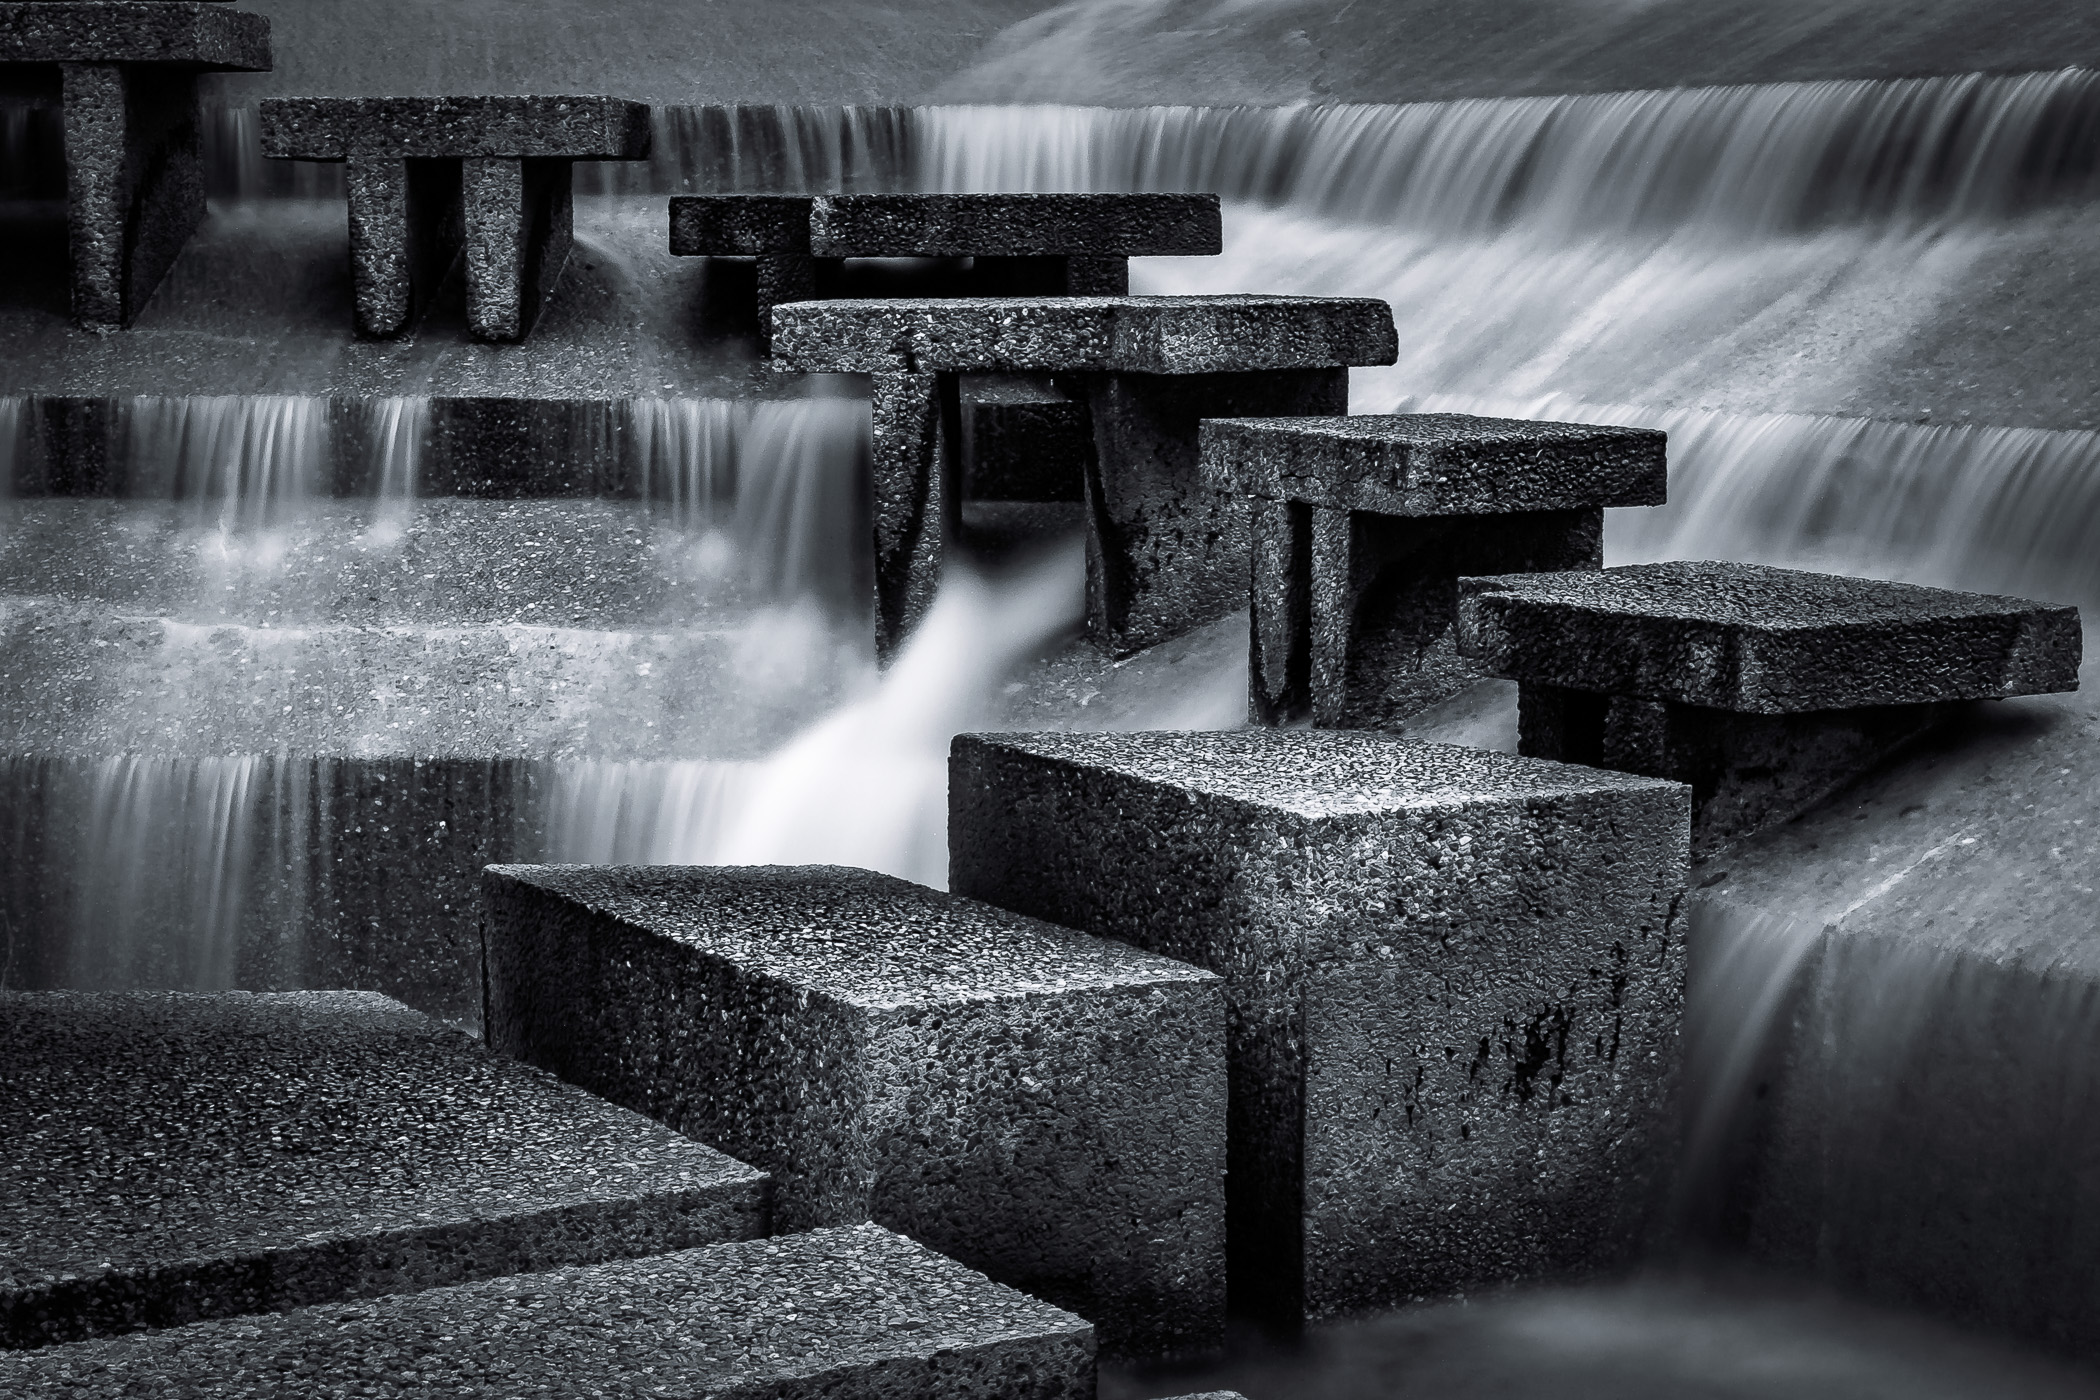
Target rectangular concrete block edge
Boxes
[0,3,270,68]
[259,96,652,161]
[809,192,1225,257]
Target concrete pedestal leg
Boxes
[463,156,572,342]
[1083,368,1346,658]
[753,253,816,355]
[870,370,959,662]
[1255,506,1603,727]
[60,63,204,329]
[346,156,461,338]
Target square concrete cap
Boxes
[0,2,269,67]
[808,192,1223,257]
[1458,560,2083,713]
[1201,412,1667,514]
[769,294,1400,375]
[668,194,815,254]
[0,1224,1096,1399]
[0,990,766,1348]
[259,95,651,160]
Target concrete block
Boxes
[482,863,1227,1358]
[950,729,1690,1324]
[1201,412,1667,515]
[259,97,647,340]
[0,3,270,68]
[1212,414,1663,729]
[3,2,270,328]
[808,192,1222,257]
[1457,561,2083,852]
[962,374,1087,504]
[0,1224,1095,1398]
[668,192,814,253]
[772,296,1394,660]
[0,989,766,1348]
[770,294,1398,375]
[257,95,650,161]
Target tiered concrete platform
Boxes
[0,0,273,327]
[1202,412,1666,728]
[0,1224,1095,1397]
[0,990,766,1348]
[1457,560,2083,853]
[261,96,652,340]
[482,863,1226,1358]
[949,730,1690,1323]
[772,294,1399,659]
[671,192,1223,352]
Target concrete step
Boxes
[1456,560,2083,853]
[0,1223,1093,1398]
[481,862,1226,1360]
[949,729,1690,1324]
[0,989,765,1349]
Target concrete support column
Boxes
[462,156,572,342]
[60,62,204,328]
[345,155,462,337]
[870,370,959,662]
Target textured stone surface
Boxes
[769,295,1400,375]
[344,154,459,337]
[0,2,269,68]
[0,990,766,1348]
[1250,498,1602,729]
[950,730,1690,1323]
[867,369,953,659]
[461,155,572,341]
[962,373,1086,504]
[807,192,1222,257]
[0,1224,1095,1397]
[667,193,814,255]
[482,863,1226,1358]
[258,95,651,161]
[1201,412,1667,514]
[1457,561,2083,713]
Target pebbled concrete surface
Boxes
[0,2,270,68]
[482,862,1226,1358]
[259,96,651,162]
[0,989,766,1349]
[1458,561,2083,713]
[950,729,1690,1323]
[770,295,1398,375]
[0,1223,1095,1397]
[808,193,1222,257]
[1203,412,1666,516]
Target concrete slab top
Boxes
[258,95,651,161]
[0,2,269,68]
[769,294,1400,375]
[668,193,815,255]
[0,989,763,1295]
[0,1224,1094,1399]
[808,192,1224,257]
[1458,561,2083,713]
[956,729,1683,823]
[483,863,1217,1010]
[1202,411,1668,514]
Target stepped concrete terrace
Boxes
[950,729,1690,1325]
[482,863,1227,1359]
[0,0,272,328]
[1456,560,2083,855]
[260,95,652,341]
[671,192,1223,353]
[0,1223,1096,1398]
[0,989,766,1348]
[1202,412,1667,730]
[771,293,1399,660]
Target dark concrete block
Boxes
[461,155,570,341]
[1085,367,1347,657]
[807,192,1222,257]
[0,989,766,1349]
[482,863,1226,1359]
[1249,499,1602,729]
[257,95,650,161]
[0,1224,1095,1398]
[1456,561,2082,712]
[771,294,1399,375]
[0,3,270,68]
[667,193,814,254]
[344,154,460,338]
[1201,412,1667,515]
[962,374,1087,503]
[950,730,1690,1325]
[1458,562,2083,853]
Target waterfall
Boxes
[122,395,332,530]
